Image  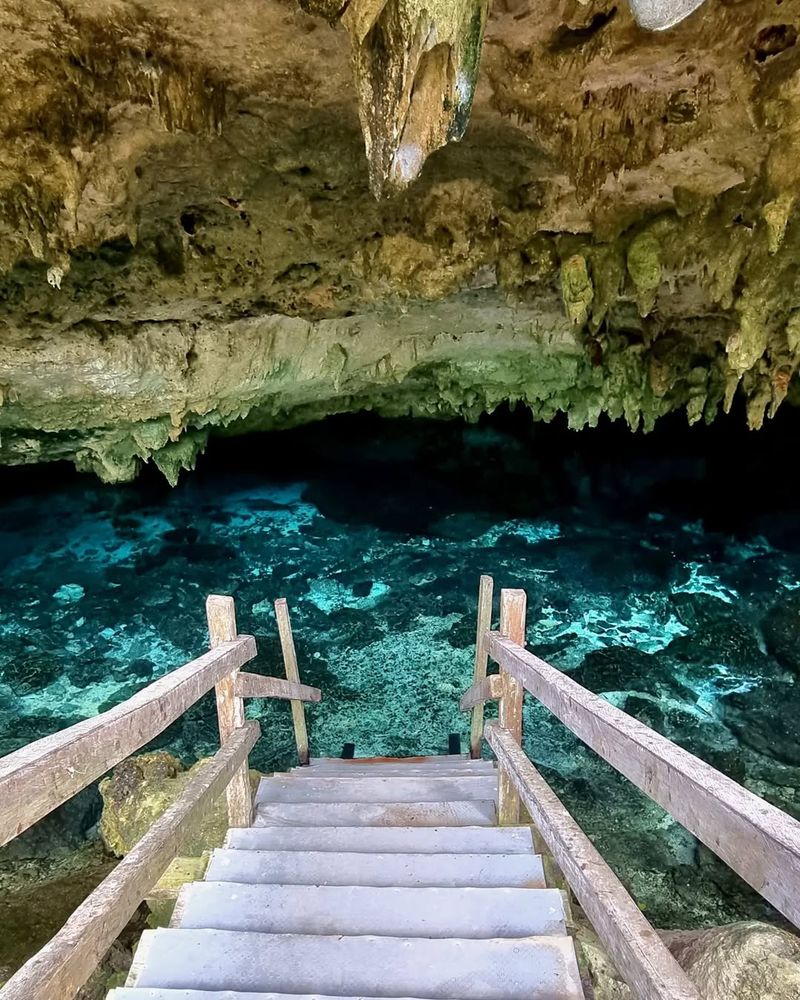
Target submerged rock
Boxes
[578,919,800,1000]
[662,921,800,1000]
[762,594,800,675]
[722,680,800,768]
[99,751,261,857]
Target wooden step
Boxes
[205,849,546,888]
[111,992,491,1000]
[309,755,473,765]
[255,775,497,804]
[128,929,585,1000]
[225,824,534,854]
[288,765,496,777]
[252,800,496,827]
[176,882,566,937]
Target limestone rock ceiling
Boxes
[0,0,799,482]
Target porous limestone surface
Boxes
[1,0,800,480]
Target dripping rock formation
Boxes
[1,0,800,481]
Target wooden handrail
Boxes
[275,598,310,766]
[0,635,256,848]
[236,673,322,702]
[208,596,253,827]
[0,722,260,1000]
[485,629,800,929]
[486,722,701,1000]
[459,674,503,712]
[468,575,494,758]
[496,590,526,824]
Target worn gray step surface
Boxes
[288,765,495,778]
[309,756,472,766]
[176,882,565,937]
[253,800,496,827]
[205,849,545,888]
[130,930,585,1000]
[291,757,496,774]
[225,824,533,854]
[256,775,497,804]
[112,992,469,1000]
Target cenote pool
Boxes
[1,408,799,930]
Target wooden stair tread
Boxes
[224,824,534,854]
[255,775,498,804]
[205,848,546,888]
[252,800,497,827]
[176,882,567,937]
[128,929,585,1000]
[111,992,499,1000]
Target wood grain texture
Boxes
[235,673,322,703]
[485,722,701,1000]
[275,598,310,766]
[487,632,800,928]
[0,722,260,1000]
[469,575,494,758]
[207,595,252,828]
[460,673,503,712]
[496,589,526,825]
[0,635,256,848]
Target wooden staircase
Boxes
[110,755,585,1000]
[3,577,800,1000]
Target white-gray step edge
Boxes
[129,929,585,1000]
[309,756,471,765]
[287,766,496,777]
[252,800,496,827]
[110,992,490,1000]
[296,757,497,774]
[205,849,546,888]
[224,825,533,854]
[176,882,566,937]
[256,776,497,804]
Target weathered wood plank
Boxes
[0,722,260,1000]
[0,636,256,848]
[275,598,310,766]
[485,722,701,1000]
[460,673,503,712]
[469,575,494,758]
[487,632,800,928]
[208,596,252,827]
[235,673,322,703]
[496,589,526,825]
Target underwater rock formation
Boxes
[1,0,800,480]
[99,751,260,856]
[577,919,800,999]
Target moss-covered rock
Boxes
[1,0,800,478]
[576,919,800,1000]
[99,751,260,857]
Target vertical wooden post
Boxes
[207,595,252,828]
[497,588,526,825]
[275,598,310,766]
[469,575,494,759]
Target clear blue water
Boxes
[1,410,799,928]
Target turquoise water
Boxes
[1,411,799,927]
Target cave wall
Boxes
[1,0,800,480]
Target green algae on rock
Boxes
[1,0,800,482]
[99,751,260,856]
[576,919,800,1000]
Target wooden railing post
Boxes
[497,588,526,824]
[207,595,252,827]
[275,598,310,765]
[469,575,494,759]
